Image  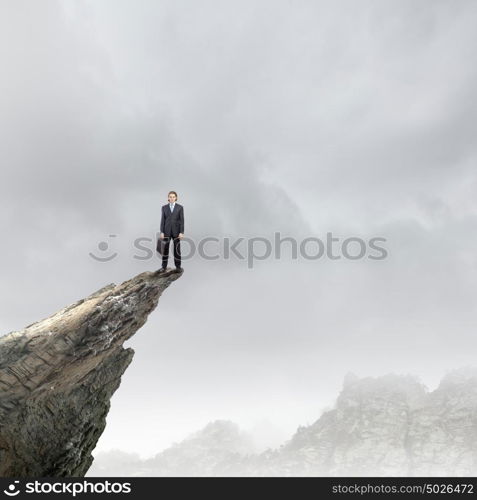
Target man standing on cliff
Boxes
[158,191,184,273]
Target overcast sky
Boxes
[1,0,477,457]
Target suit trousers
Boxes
[162,236,181,268]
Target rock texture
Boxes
[0,268,183,477]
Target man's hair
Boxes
[168,191,178,198]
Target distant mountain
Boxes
[87,420,256,476]
[87,368,477,476]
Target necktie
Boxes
[170,204,174,212]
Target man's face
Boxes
[168,193,177,203]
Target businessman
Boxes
[158,190,184,272]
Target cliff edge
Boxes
[0,268,183,477]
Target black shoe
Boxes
[158,267,167,273]
[175,267,183,272]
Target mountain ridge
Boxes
[88,367,477,477]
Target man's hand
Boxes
[179,233,184,239]
[160,233,164,239]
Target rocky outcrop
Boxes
[0,268,183,477]
[265,373,428,476]
[259,369,477,476]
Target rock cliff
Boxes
[0,268,183,477]
[256,369,477,476]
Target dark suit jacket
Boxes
[160,203,184,237]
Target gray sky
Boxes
[1,0,477,457]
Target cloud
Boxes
[1,0,477,457]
